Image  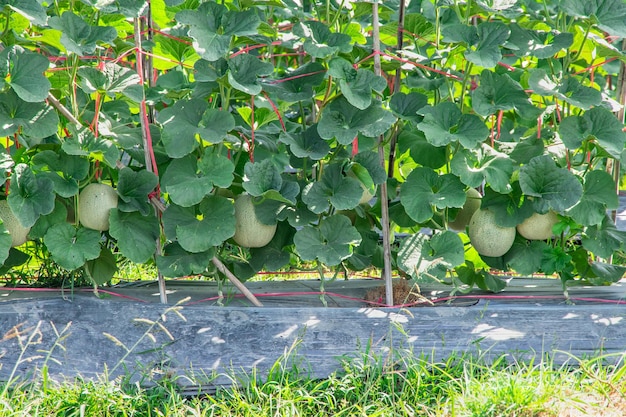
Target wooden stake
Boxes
[212,257,264,307]
[372,2,394,307]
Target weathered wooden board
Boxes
[1,290,626,393]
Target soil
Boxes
[363,279,430,307]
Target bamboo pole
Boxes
[212,257,264,307]
[371,2,394,307]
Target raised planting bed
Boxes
[1,277,626,394]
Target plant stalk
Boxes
[372,2,394,307]
[387,0,406,179]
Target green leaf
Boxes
[262,62,326,102]
[567,170,618,226]
[302,164,362,213]
[455,263,507,292]
[472,70,540,119]
[481,183,534,227]
[31,150,89,198]
[505,239,548,275]
[586,262,626,286]
[328,57,387,110]
[156,242,214,278]
[279,124,331,160]
[465,22,511,68]
[162,196,235,252]
[0,153,13,188]
[198,152,234,188]
[397,129,447,169]
[0,221,12,266]
[117,168,158,215]
[1,0,47,25]
[519,155,583,213]
[77,63,140,96]
[293,20,353,58]
[540,246,572,276]
[243,159,283,197]
[228,54,274,96]
[400,167,466,223]
[0,90,59,139]
[389,92,429,123]
[397,231,464,281]
[529,70,601,110]
[353,151,387,185]
[157,99,206,158]
[561,0,626,37]
[49,11,117,55]
[8,164,55,228]
[109,209,160,263]
[162,155,215,207]
[0,46,51,102]
[293,215,361,266]
[559,107,626,159]
[450,145,514,193]
[507,24,573,59]
[417,102,489,149]
[582,216,626,259]
[85,247,118,286]
[249,222,293,271]
[62,126,120,168]
[30,199,68,239]
[43,224,102,270]
[317,96,396,145]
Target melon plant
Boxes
[449,188,482,231]
[78,183,118,232]
[233,194,277,248]
[517,211,559,240]
[0,200,30,247]
[468,209,516,257]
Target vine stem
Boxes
[372,2,394,307]
[386,0,406,178]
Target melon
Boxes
[449,188,481,231]
[0,200,30,247]
[233,194,277,248]
[516,211,559,240]
[348,170,376,205]
[468,208,516,257]
[78,183,118,231]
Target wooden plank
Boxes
[1,295,626,392]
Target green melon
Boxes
[78,183,118,231]
[449,188,482,231]
[0,200,30,247]
[468,209,516,257]
[233,194,277,248]
[516,211,559,240]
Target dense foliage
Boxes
[0,0,625,292]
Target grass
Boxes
[2,347,626,416]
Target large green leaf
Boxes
[506,24,573,59]
[0,46,51,102]
[328,57,387,110]
[558,107,626,159]
[567,170,618,226]
[561,0,626,37]
[581,216,626,259]
[0,90,59,139]
[450,145,513,193]
[43,224,102,270]
[242,159,283,197]
[116,167,158,215]
[176,3,260,61]
[162,155,215,207]
[400,167,466,223]
[317,96,396,145]
[198,152,234,188]
[416,102,489,149]
[49,11,117,55]
[293,20,353,58]
[249,222,293,271]
[162,196,235,252]
[262,62,326,102]
[62,127,120,168]
[0,221,12,267]
[228,54,274,96]
[586,262,626,286]
[109,209,160,263]
[279,124,331,160]
[1,0,47,25]
[157,99,205,158]
[85,247,118,286]
[397,231,464,281]
[8,164,55,228]
[466,22,511,68]
[505,239,548,276]
[29,199,68,239]
[77,63,140,96]
[389,92,429,124]
[0,152,14,189]
[302,163,362,213]
[156,242,214,278]
[472,70,540,119]
[519,155,583,213]
[31,150,89,198]
[529,69,601,110]
[293,215,361,266]
[397,129,447,169]
[481,183,535,227]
